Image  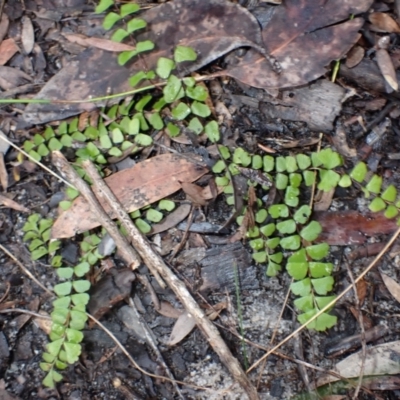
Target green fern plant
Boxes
[213,146,400,331]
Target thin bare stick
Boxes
[51,151,143,273]
[0,308,52,319]
[80,157,260,400]
[0,243,53,296]
[247,226,400,374]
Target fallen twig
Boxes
[58,154,258,399]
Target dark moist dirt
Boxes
[2,1,400,400]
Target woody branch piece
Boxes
[51,151,165,288]
[78,158,259,400]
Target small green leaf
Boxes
[126,18,147,33]
[252,251,267,263]
[290,278,311,296]
[37,143,49,157]
[134,134,153,146]
[311,276,334,295]
[303,170,315,186]
[276,219,296,234]
[366,174,383,194]
[306,243,329,260]
[296,154,311,170]
[311,152,322,167]
[205,120,220,142]
[385,205,398,219]
[108,147,122,157]
[95,0,114,13]
[54,282,72,296]
[186,85,208,101]
[128,118,140,135]
[276,156,286,172]
[183,77,196,87]
[268,204,289,218]
[285,185,300,207]
[172,102,191,120]
[48,137,63,151]
[129,71,146,87]
[294,295,314,312]
[309,262,334,278]
[350,161,367,183]
[266,237,280,249]
[120,3,140,17]
[146,208,163,223]
[315,295,336,311]
[275,173,288,190]
[28,150,41,162]
[42,352,56,363]
[293,205,311,224]
[118,50,138,66]
[212,160,226,173]
[103,12,121,30]
[74,262,90,277]
[188,117,203,135]
[246,226,260,238]
[280,235,301,250]
[135,218,151,233]
[166,122,180,137]
[286,262,309,280]
[42,371,55,388]
[233,148,252,167]
[252,155,263,170]
[63,342,81,364]
[46,338,64,356]
[269,252,283,263]
[249,238,264,251]
[286,156,298,173]
[263,155,274,172]
[289,173,302,188]
[163,75,182,103]
[158,199,175,211]
[53,296,71,308]
[215,176,229,186]
[100,134,112,149]
[71,131,87,142]
[156,57,176,79]
[266,261,281,276]
[135,40,154,54]
[72,280,91,293]
[338,174,352,187]
[300,220,322,242]
[65,328,84,344]
[260,223,275,237]
[174,45,197,62]
[29,238,44,251]
[319,148,342,169]
[57,267,74,279]
[111,28,129,42]
[110,128,123,144]
[318,169,340,191]
[191,101,211,118]
[31,247,48,260]
[51,308,70,325]
[255,209,268,224]
[71,293,90,306]
[369,197,386,212]
[135,94,152,112]
[382,185,397,202]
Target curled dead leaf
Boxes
[369,12,400,33]
[376,48,398,91]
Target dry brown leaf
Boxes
[380,272,400,303]
[51,153,208,238]
[369,12,400,33]
[345,45,364,69]
[314,189,334,212]
[356,278,368,306]
[225,0,371,89]
[376,48,398,91]
[315,210,398,245]
[156,301,183,319]
[21,16,35,54]
[23,0,267,124]
[0,153,8,191]
[317,340,400,387]
[0,39,19,66]
[0,14,9,43]
[62,33,137,52]
[0,194,29,213]
[167,310,196,346]
[180,181,209,206]
[0,67,32,90]
[150,203,191,235]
